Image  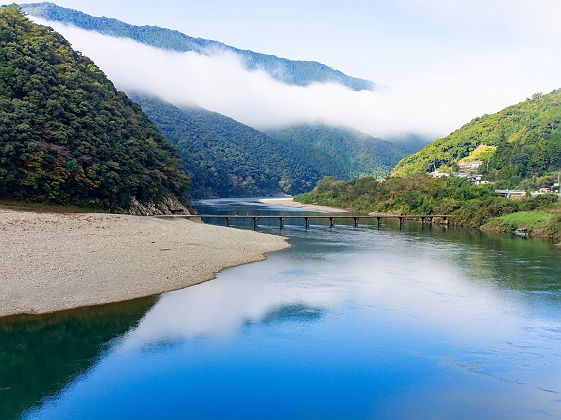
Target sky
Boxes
[7,0,561,138]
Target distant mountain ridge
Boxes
[266,125,410,179]
[20,2,375,91]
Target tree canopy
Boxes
[267,125,411,180]
[131,94,322,198]
[0,6,189,210]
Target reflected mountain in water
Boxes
[246,303,324,326]
[0,297,156,420]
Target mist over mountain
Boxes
[11,2,461,201]
[17,5,463,140]
[20,2,374,92]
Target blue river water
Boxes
[1,198,561,419]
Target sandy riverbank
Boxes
[0,210,289,318]
[257,197,348,213]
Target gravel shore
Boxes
[256,197,348,213]
[0,209,289,317]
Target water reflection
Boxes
[0,297,156,420]
[249,303,324,325]
[3,198,561,419]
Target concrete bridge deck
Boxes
[157,214,450,230]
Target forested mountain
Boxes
[0,6,190,212]
[130,94,322,198]
[21,2,374,91]
[393,90,561,187]
[266,125,410,179]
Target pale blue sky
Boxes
[5,0,561,136]
[8,0,557,84]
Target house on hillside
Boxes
[531,187,553,196]
[459,160,483,172]
[430,171,449,179]
[495,189,526,199]
[469,174,483,184]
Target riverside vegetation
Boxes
[297,88,561,240]
[0,6,190,213]
[295,171,561,240]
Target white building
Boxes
[459,160,483,171]
[430,171,449,179]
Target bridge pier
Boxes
[353,217,359,227]
[305,217,310,230]
[253,217,258,231]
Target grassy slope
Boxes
[393,90,561,187]
[482,210,561,239]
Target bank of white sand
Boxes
[257,197,348,213]
[0,209,289,317]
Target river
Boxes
[1,198,560,419]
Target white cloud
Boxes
[34,17,561,139]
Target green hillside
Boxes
[393,90,561,188]
[0,6,190,212]
[21,2,374,91]
[266,125,410,179]
[130,95,322,198]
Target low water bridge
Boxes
[159,214,450,230]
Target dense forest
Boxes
[393,90,561,188]
[267,125,410,179]
[21,2,374,91]
[131,94,322,198]
[0,6,190,211]
[295,175,561,238]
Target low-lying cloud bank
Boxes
[35,17,561,139]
